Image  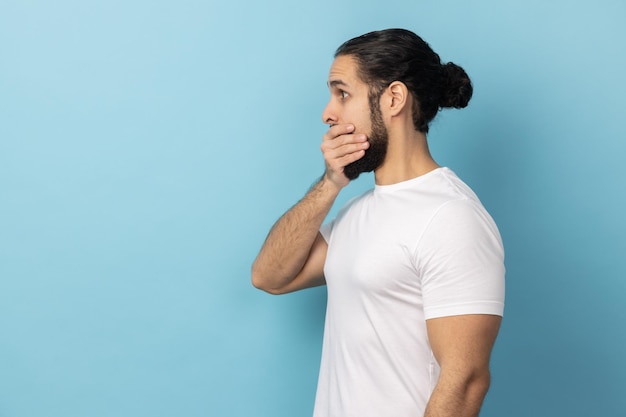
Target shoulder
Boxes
[419,168,499,238]
[430,167,481,202]
[414,172,504,278]
[421,197,503,255]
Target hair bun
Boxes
[440,62,473,109]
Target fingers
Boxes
[325,123,355,139]
[322,124,369,165]
[320,124,369,186]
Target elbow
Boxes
[472,369,491,396]
[463,368,491,401]
[251,265,285,295]
[440,365,492,403]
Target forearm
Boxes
[423,370,490,417]
[251,174,341,293]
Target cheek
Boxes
[343,102,372,133]
[346,111,368,130]
[356,115,373,136]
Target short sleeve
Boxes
[416,199,505,320]
[320,221,334,243]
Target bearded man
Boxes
[252,28,505,417]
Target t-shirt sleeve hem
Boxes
[320,222,333,243]
[424,301,504,320]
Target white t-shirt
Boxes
[313,167,505,417]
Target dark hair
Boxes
[335,28,472,133]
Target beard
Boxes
[343,97,389,181]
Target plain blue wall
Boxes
[1,1,624,416]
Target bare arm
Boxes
[251,177,338,294]
[424,314,502,417]
[251,123,369,294]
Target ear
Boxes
[382,81,409,117]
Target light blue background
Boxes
[1,1,624,416]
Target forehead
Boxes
[327,55,364,88]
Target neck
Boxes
[374,128,439,186]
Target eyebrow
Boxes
[328,79,349,89]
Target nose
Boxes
[321,99,337,125]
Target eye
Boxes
[339,90,349,99]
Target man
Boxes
[252,28,505,417]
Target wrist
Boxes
[322,170,349,192]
